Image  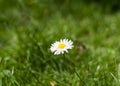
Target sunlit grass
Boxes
[0,0,120,86]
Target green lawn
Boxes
[0,0,120,86]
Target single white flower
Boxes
[50,39,74,55]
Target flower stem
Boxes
[63,54,66,61]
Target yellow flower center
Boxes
[58,43,66,49]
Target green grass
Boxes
[0,0,120,86]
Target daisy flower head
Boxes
[50,39,74,55]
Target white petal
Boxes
[50,39,74,55]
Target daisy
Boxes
[50,39,74,55]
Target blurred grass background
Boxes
[0,0,120,86]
